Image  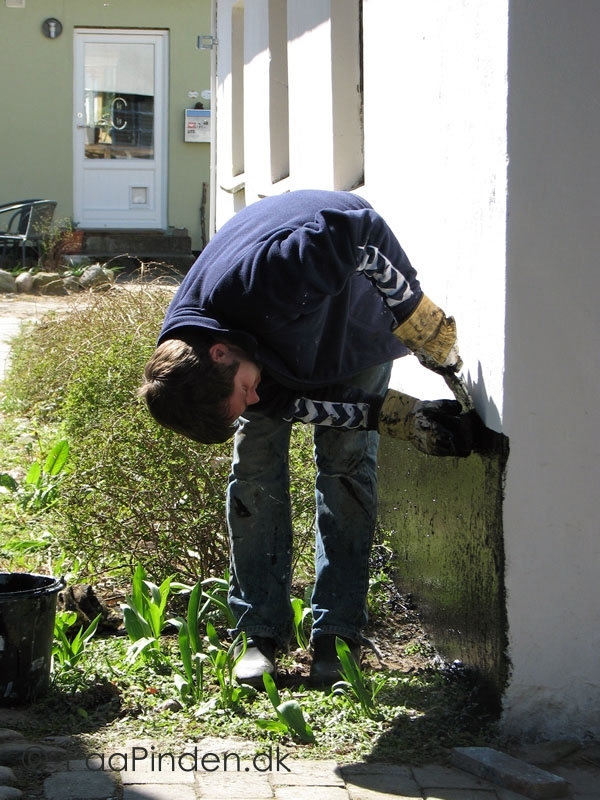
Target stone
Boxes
[0,741,66,767]
[0,787,22,799]
[342,763,420,797]
[57,584,110,630]
[0,271,16,293]
[157,698,183,713]
[122,785,196,800]
[43,769,117,800]
[14,272,33,293]
[0,731,24,743]
[63,275,83,294]
[0,766,17,784]
[30,272,67,296]
[78,264,114,291]
[451,746,570,799]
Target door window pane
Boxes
[83,42,154,159]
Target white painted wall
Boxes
[361,0,508,429]
[502,0,600,739]
[212,0,600,740]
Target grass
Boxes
[20,629,494,767]
[0,282,498,785]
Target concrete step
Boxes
[74,228,196,274]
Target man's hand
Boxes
[393,294,462,373]
[377,390,473,457]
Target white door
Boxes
[73,29,168,229]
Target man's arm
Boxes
[283,390,473,458]
[353,215,461,372]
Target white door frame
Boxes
[73,28,168,229]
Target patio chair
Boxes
[0,199,57,266]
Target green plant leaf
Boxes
[52,611,101,670]
[0,473,18,491]
[174,673,189,699]
[178,621,193,683]
[131,564,146,615]
[201,574,236,628]
[24,461,41,487]
[147,579,162,609]
[262,671,281,711]
[291,596,311,649]
[126,636,158,663]
[43,439,69,476]
[121,603,151,643]
[276,700,316,743]
[334,636,384,719]
[79,612,102,646]
[255,719,288,734]
[186,581,203,655]
[205,621,221,650]
[55,610,78,630]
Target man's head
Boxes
[139,332,261,444]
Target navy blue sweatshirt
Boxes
[159,190,423,421]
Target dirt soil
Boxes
[0,286,154,324]
[0,293,84,318]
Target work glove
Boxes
[377,390,473,457]
[393,294,462,373]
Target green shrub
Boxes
[2,283,317,583]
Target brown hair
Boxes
[139,331,240,444]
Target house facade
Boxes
[211,0,600,741]
[0,0,212,252]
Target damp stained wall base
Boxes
[377,438,509,710]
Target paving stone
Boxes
[496,788,542,800]
[43,768,118,800]
[274,787,347,800]
[196,770,274,798]
[116,740,256,782]
[94,756,196,785]
[341,763,421,798]
[413,764,496,790]
[0,767,16,785]
[451,747,570,799]
[0,787,22,799]
[269,759,343,786]
[114,767,195,785]
[552,766,600,799]
[426,792,501,800]
[122,784,197,800]
[0,741,66,767]
[0,731,24,744]
[347,785,421,800]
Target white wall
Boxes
[502,0,600,739]
[361,1,508,429]
[214,0,363,226]
[212,0,600,740]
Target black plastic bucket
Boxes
[0,572,65,705]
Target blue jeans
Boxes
[226,362,392,648]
